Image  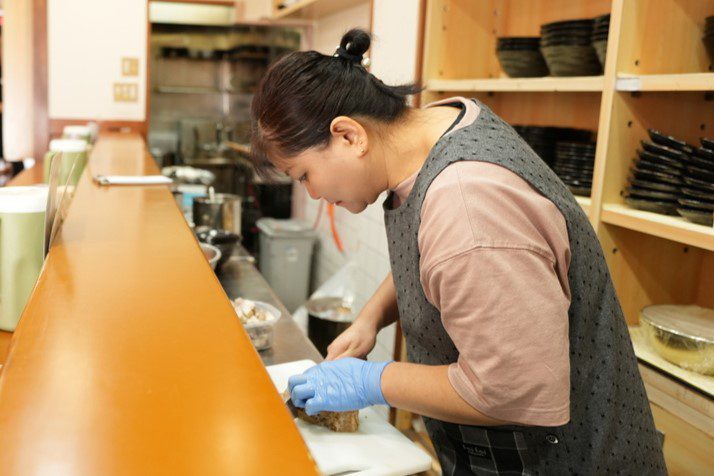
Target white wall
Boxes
[47,0,148,121]
[291,0,422,364]
[2,0,36,160]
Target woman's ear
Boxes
[330,116,368,155]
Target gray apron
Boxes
[383,99,666,475]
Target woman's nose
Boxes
[305,183,321,200]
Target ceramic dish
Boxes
[641,140,688,161]
[683,175,714,191]
[628,178,680,193]
[625,196,679,215]
[630,167,683,186]
[681,187,714,201]
[677,207,714,226]
[647,129,693,153]
[633,158,682,176]
[625,187,679,201]
[701,137,714,150]
[638,150,684,169]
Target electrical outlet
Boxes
[121,57,139,76]
[113,82,139,102]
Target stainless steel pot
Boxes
[193,191,242,235]
[306,296,355,357]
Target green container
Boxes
[43,139,89,186]
[0,186,48,331]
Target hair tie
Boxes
[334,45,369,67]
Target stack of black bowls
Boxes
[540,18,603,76]
[496,37,549,77]
[624,130,714,226]
[552,141,596,196]
[705,16,714,67]
[513,126,560,165]
[592,14,610,68]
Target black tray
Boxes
[681,187,714,202]
[625,197,679,215]
[633,158,682,176]
[628,178,680,193]
[625,187,679,201]
[641,140,688,161]
[677,208,714,226]
[630,167,683,186]
[682,175,714,191]
[678,198,714,211]
[647,129,692,153]
[637,149,684,169]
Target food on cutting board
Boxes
[283,390,359,432]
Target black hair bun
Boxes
[340,28,371,58]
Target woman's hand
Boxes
[325,320,378,361]
[288,358,392,415]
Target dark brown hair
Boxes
[250,28,421,177]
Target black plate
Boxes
[677,208,714,226]
[641,140,688,161]
[701,137,714,149]
[678,198,714,211]
[637,149,685,169]
[625,187,679,201]
[647,129,693,153]
[695,147,714,161]
[682,187,714,201]
[541,19,594,30]
[628,178,680,193]
[568,186,592,196]
[685,154,714,171]
[633,158,682,176]
[630,166,683,185]
[625,197,679,215]
[683,175,714,191]
[685,165,714,182]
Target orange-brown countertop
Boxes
[0,134,317,475]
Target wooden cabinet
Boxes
[419,0,714,470]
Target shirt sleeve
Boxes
[418,161,571,426]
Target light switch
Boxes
[121,57,139,77]
[113,83,139,102]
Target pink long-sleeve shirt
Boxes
[391,97,572,426]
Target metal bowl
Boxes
[640,304,714,375]
[199,242,222,270]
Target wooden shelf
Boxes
[601,203,714,252]
[575,195,592,214]
[616,73,714,92]
[426,77,605,93]
[272,0,368,19]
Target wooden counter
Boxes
[0,134,318,475]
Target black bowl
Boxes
[629,177,680,193]
[637,149,685,169]
[641,140,689,161]
[542,19,594,31]
[701,137,714,149]
[647,129,693,153]
[683,175,714,191]
[626,186,679,201]
[682,187,714,201]
[630,166,683,185]
[625,196,679,215]
[677,208,714,226]
[633,158,682,176]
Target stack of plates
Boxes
[496,37,549,77]
[624,129,714,225]
[679,139,714,226]
[705,16,714,66]
[540,18,602,76]
[513,126,594,166]
[553,141,596,196]
[592,14,610,68]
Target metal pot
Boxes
[306,296,355,357]
[193,190,242,236]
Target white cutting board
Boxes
[267,360,432,476]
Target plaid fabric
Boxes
[431,420,533,475]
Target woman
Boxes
[251,29,666,475]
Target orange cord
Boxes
[326,202,344,253]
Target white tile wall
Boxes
[292,185,397,362]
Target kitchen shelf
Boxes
[272,0,368,19]
[575,195,591,214]
[426,77,605,93]
[601,203,714,252]
[616,73,714,92]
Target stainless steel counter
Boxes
[218,245,322,366]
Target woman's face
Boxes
[275,118,385,214]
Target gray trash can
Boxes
[256,218,316,312]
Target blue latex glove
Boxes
[288,358,392,416]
